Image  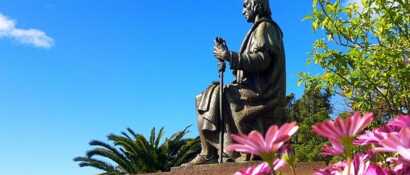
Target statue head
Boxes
[242,0,272,23]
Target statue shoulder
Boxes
[255,21,282,38]
[254,21,269,35]
[253,21,280,50]
[253,22,269,43]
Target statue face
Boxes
[242,0,256,23]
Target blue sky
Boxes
[0,0,325,175]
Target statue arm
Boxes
[227,22,279,72]
[229,50,271,72]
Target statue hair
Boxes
[249,0,272,18]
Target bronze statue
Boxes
[189,0,286,165]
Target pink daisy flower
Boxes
[387,115,410,131]
[312,112,373,155]
[234,160,285,175]
[226,122,298,157]
[312,112,374,141]
[376,127,410,161]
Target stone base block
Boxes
[140,162,326,175]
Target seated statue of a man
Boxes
[190,0,286,164]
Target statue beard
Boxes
[244,11,256,23]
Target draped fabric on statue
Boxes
[196,17,286,151]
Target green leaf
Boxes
[303,15,314,21]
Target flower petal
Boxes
[272,158,286,171]
[234,162,271,175]
[397,147,410,161]
[312,120,339,140]
[278,122,299,137]
[352,112,374,136]
[226,144,259,155]
[388,115,410,130]
[231,134,260,149]
[265,125,279,149]
[400,127,410,147]
[348,112,361,135]
[251,162,271,175]
[321,139,344,156]
[334,117,348,136]
[248,131,268,153]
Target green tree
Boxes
[301,0,410,118]
[287,87,332,162]
[74,126,200,174]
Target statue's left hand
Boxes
[213,37,230,61]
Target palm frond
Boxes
[120,131,131,140]
[171,137,201,166]
[108,134,144,171]
[86,148,136,173]
[73,156,118,173]
[89,140,123,157]
[108,134,140,156]
[149,127,156,146]
[126,128,138,139]
[75,125,199,174]
[167,125,190,142]
[154,127,165,149]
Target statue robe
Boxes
[196,17,286,151]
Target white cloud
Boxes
[0,13,54,48]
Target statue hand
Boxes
[213,37,230,61]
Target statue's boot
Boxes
[182,151,239,167]
[223,151,241,162]
[181,154,218,166]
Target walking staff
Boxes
[215,37,226,164]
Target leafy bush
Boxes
[74,126,200,174]
[286,88,332,162]
[301,0,410,118]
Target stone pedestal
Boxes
[140,162,326,175]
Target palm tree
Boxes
[74,126,200,174]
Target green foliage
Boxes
[74,126,200,174]
[302,0,410,118]
[286,88,332,162]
